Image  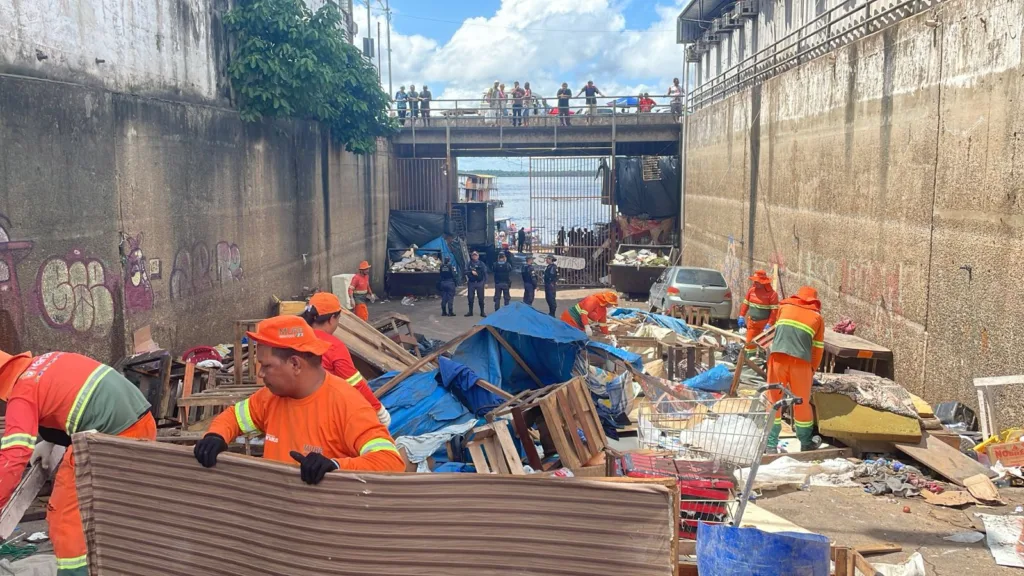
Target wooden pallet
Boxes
[466,422,525,475]
[486,377,607,471]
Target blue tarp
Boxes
[587,341,644,371]
[418,236,461,279]
[609,308,699,340]
[451,303,588,395]
[368,357,502,438]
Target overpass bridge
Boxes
[390,97,682,158]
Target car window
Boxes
[676,269,727,287]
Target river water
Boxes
[491,177,609,245]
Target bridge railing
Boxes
[392,96,684,129]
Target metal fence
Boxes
[688,0,937,110]
[389,158,455,212]
[394,96,684,129]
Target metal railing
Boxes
[392,95,685,129]
[687,0,936,110]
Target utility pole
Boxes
[385,0,393,98]
[377,22,382,81]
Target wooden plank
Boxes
[700,323,744,343]
[233,321,245,388]
[485,326,544,387]
[895,431,996,486]
[486,437,511,474]
[494,423,526,475]
[466,442,491,474]
[973,375,1024,387]
[727,356,744,396]
[180,361,196,428]
[0,443,66,539]
[540,394,581,469]
[374,325,486,398]
[474,379,515,401]
[855,544,902,556]
[511,408,543,470]
[555,387,591,463]
[823,328,892,357]
[567,378,605,452]
[852,551,877,576]
[176,394,254,407]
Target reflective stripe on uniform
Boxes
[743,300,778,310]
[0,433,36,450]
[775,318,815,337]
[233,399,261,435]
[56,555,88,570]
[813,340,824,348]
[794,420,815,429]
[345,372,365,386]
[352,290,369,295]
[359,437,399,455]
[65,365,113,434]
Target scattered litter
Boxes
[979,513,1024,567]
[943,530,985,543]
[389,249,442,272]
[613,249,670,267]
[832,317,857,335]
[24,533,47,543]
[677,414,763,466]
[922,490,975,507]
[195,359,223,369]
[401,296,416,306]
[872,552,927,576]
[1015,506,1023,514]
[735,456,859,490]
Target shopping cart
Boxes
[631,384,801,539]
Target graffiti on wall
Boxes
[36,249,117,335]
[170,241,243,300]
[0,216,34,349]
[121,233,154,313]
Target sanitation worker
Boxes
[438,256,457,317]
[765,286,825,453]
[492,251,513,311]
[348,261,375,322]
[300,292,391,427]
[561,291,618,337]
[738,270,780,357]
[464,251,488,317]
[0,349,156,576]
[195,315,404,481]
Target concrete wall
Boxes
[683,0,1024,427]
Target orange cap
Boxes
[246,316,331,355]
[358,261,371,271]
[0,350,33,401]
[307,292,342,315]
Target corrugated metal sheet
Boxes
[74,434,678,576]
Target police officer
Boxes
[465,251,488,317]
[522,255,538,305]
[492,252,512,311]
[544,255,559,317]
[438,257,456,316]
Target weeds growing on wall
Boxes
[225,0,396,154]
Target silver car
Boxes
[648,266,733,323]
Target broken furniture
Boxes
[335,308,427,380]
[74,433,680,576]
[674,306,711,327]
[465,422,525,475]
[232,319,262,387]
[485,378,608,472]
[371,312,421,358]
[820,329,894,378]
[115,350,175,421]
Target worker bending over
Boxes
[766,286,824,453]
[301,292,391,427]
[738,270,779,357]
[195,316,404,482]
[349,261,375,322]
[562,291,618,336]
[0,350,156,576]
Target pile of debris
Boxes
[613,249,671,267]
[389,248,441,272]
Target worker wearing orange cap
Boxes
[196,316,403,481]
[301,292,391,427]
[349,261,376,322]
[766,286,825,453]
[0,349,156,575]
[561,291,619,337]
[738,270,780,357]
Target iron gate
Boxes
[529,157,615,287]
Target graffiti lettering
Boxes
[36,250,116,335]
[122,233,154,312]
[170,241,243,300]
[0,215,34,350]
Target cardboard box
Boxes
[988,441,1024,467]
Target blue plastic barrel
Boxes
[696,523,831,576]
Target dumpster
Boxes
[608,243,677,297]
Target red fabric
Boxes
[638,97,656,112]
[315,329,382,410]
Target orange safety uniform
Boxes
[738,270,780,356]
[315,329,382,411]
[349,266,373,322]
[0,351,155,576]
[766,286,824,448]
[561,292,618,335]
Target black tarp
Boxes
[387,210,447,250]
[614,157,680,219]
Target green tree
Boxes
[224,0,396,154]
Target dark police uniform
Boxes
[465,259,488,316]
[522,262,537,305]
[492,258,512,311]
[439,262,456,316]
[544,260,559,317]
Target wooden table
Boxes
[822,329,893,378]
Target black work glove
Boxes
[194,434,228,468]
[290,451,340,485]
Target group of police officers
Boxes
[437,251,559,318]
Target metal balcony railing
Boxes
[687,0,938,110]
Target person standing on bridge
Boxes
[408,85,420,126]
[395,86,408,126]
[543,255,559,317]
[511,81,525,126]
[557,82,572,126]
[486,81,500,123]
[523,82,534,126]
[638,92,656,113]
[420,85,432,126]
[498,83,508,123]
[668,78,684,119]
[464,251,488,317]
[576,80,603,124]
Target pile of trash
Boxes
[390,248,442,272]
[613,249,671,267]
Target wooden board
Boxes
[333,308,426,377]
[895,431,996,486]
[0,443,65,539]
[823,329,893,359]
